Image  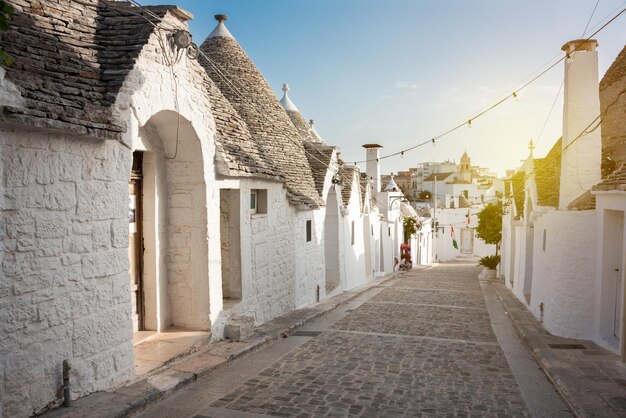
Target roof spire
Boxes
[208,14,234,39]
[279,83,299,111]
[528,139,535,156]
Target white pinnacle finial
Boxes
[208,14,234,39]
[279,82,298,111]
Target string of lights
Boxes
[352,5,626,165]
[109,0,624,205]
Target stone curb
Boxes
[492,281,624,418]
[41,271,405,418]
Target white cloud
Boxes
[395,81,420,90]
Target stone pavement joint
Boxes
[492,280,626,418]
[40,272,404,418]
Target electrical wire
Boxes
[582,0,602,37]
[109,0,625,205]
[353,5,626,164]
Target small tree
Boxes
[403,216,419,243]
[476,202,502,255]
[418,190,431,200]
[0,0,14,66]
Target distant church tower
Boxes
[459,151,471,182]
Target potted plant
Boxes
[399,243,412,271]
[478,255,500,280]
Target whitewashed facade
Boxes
[0,3,417,416]
[500,40,626,359]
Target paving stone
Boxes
[208,265,530,417]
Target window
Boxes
[351,221,355,245]
[250,189,267,215]
[388,226,391,237]
[542,229,547,251]
[250,191,257,214]
[371,225,374,236]
[306,220,312,242]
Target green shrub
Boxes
[479,255,500,269]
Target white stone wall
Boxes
[295,209,326,307]
[0,128,134,417]
[212,178,326,328]
[341,179,368,290]
[0,9,222,416]
[434,207,496,261]
[528,210,597,339]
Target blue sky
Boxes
[144,0,625,176]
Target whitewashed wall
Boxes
[528,210,597,339]
[434,207,496,262]
[1,128,133,417]
[0,10,221,416]
[340,180,368,290]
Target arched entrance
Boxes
[131,110,211,333]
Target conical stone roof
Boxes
[199,16,322,208]
[279,84,325,144]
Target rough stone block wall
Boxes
[0,128,133,417]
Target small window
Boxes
[250,189,267,215]
[306,220,312,242]
[542,229,547,251]
[388,226,391,237]
[371,225,374,236]
[250,191,257,214]
[351,221,355,245]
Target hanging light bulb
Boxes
[566,52,574,64]
[467,119,472,128]
[401,151,404,158]
[512,91,519,102]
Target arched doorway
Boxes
[132,110,211,333]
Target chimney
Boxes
[362,144,382,201]
[559,39,601,209]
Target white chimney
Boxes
[363,144,382,201]
[559,39,601,209]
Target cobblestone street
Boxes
[135,264,570,418]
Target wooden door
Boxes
[129,153,144,332]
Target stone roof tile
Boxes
[339,163,359,207]
[303,142,334,196]
[567,190,596,210]
[600,45,626,175]
[534,138,562,207]
[204,74,284,181]
[199,32,322,208]
[0,1,170,140]
[593,163,626,192]
[510,171,525,218]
